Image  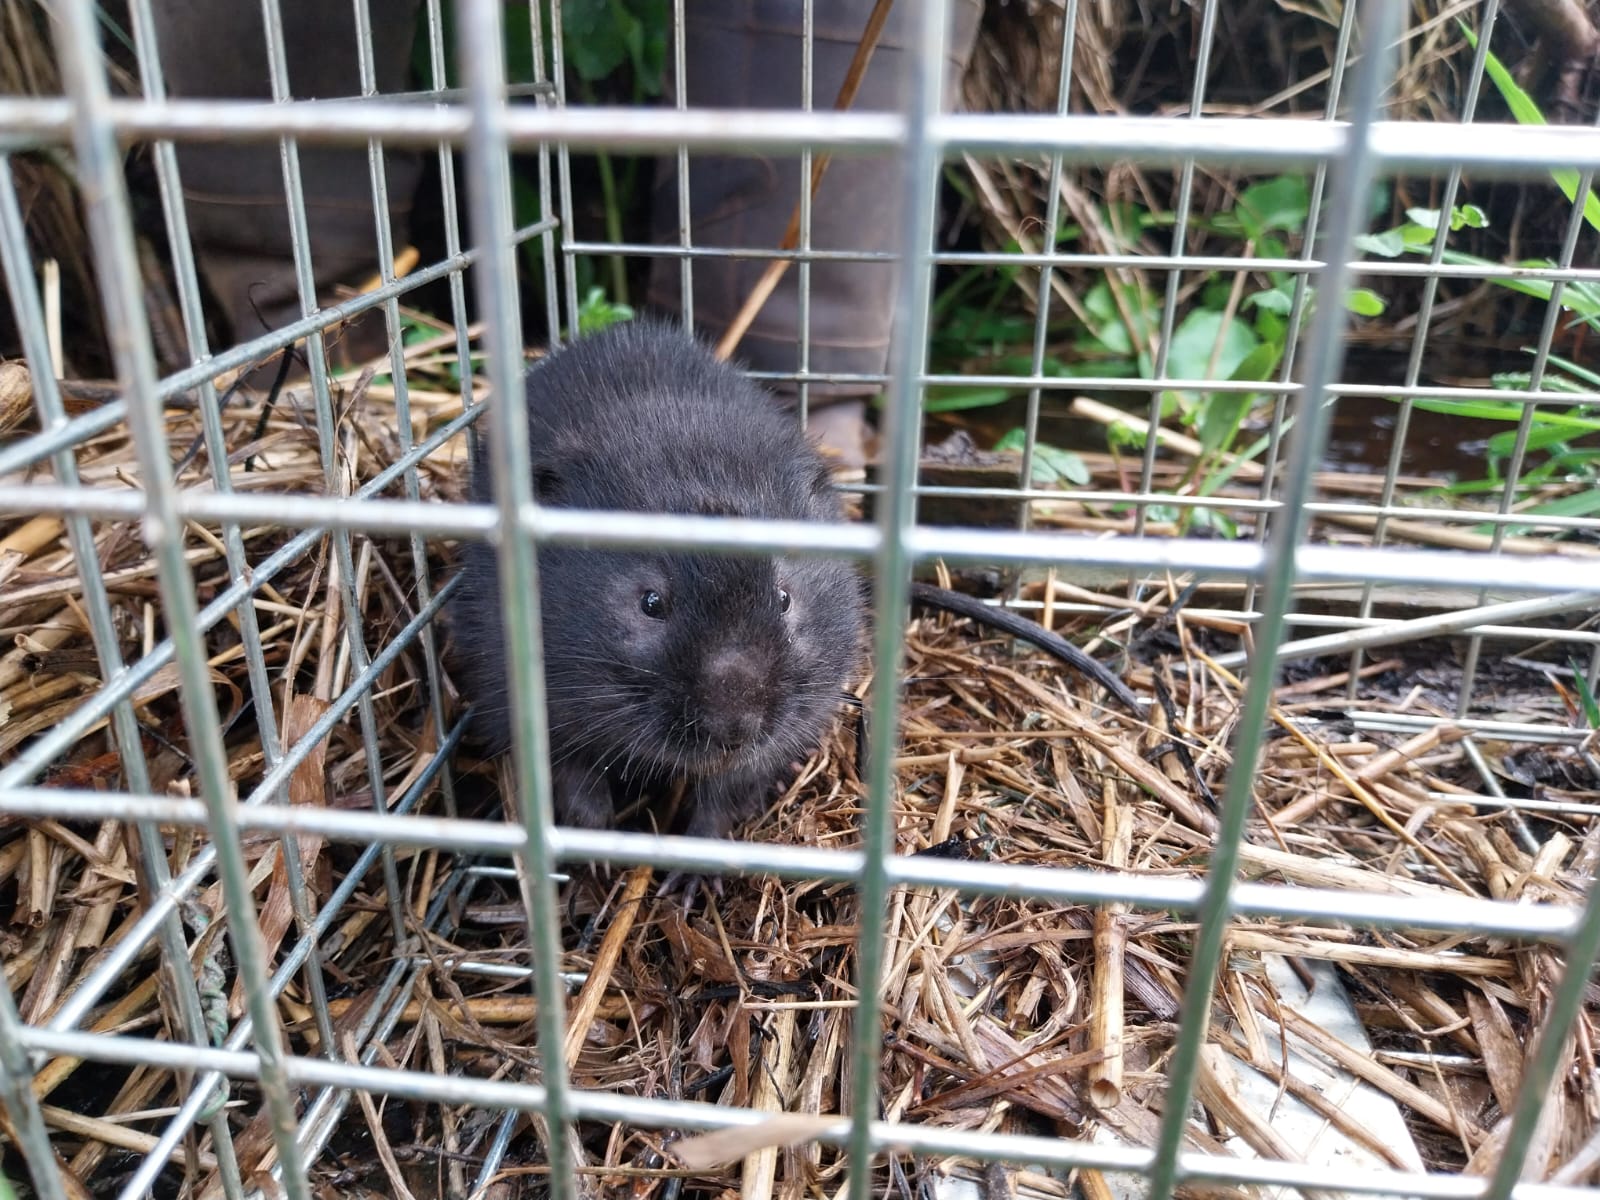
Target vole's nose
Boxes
[701,647,770,748]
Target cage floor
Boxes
[2,349,1595,1198]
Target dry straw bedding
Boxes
[1,331,1596,1198]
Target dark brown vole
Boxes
[451,317,864,839]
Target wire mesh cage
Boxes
[0,0,1598,1198]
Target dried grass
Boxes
[0,1,155,380]
[2,300,1597,1197]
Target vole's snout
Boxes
[698,646,773,751]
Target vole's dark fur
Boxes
[451,317,864,839]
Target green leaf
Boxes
[1105,419,1149,451]
[563,0,631,81]
[1196,393,1254,456]
[1194,341,1281,455]
[922,385,1018,413]
[1235,175,1310,240]
[1200,277,1236,311]
[1435,250,1600,317]
[1546,448,1600,471]
[995,429,1091,485]
[1405,207,1440,231]
[629,0,669,95]
[1355,229,1407,258]
[1083,278,1159,367]
[1246,285,1295,315]
[1253,305,1287,344]
[1229,338,1284,384]
[1478,487,1600,538]
[1344,288,1387,316]
[1462,23,1546,124]
[503,4,540,85]
[1569,659,1600,731]
[1199,419,1293,497]
[1411,395,1600,434]
[1462,21,1600,234]
[1486,422,1576,459]
[1543,352,1600,389]
[1033,442,1091,485]
[993,429,1028,451]
[1165,308,1259,386]
[1491,369,1592,396]
[1185,505,1240,539]
[562,0,667,91]
[573,286,635,336]
[1082,279,1119,324]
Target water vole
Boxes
[451,317,865,839]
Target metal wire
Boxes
[7,94,1600,174]
[8,1019,1600,1200]
[0,791,1584,941]
[1351,0,1502,695]
[1132,0,1222,542]
[456,6,578,1200]
[1,52,252,1200]
[844,2,949,1193]
[1015,0,1079,521]
[1244,0,1357,619]
[41,0,312,1194]
[2,2,1598,1199]
[1145,6,1403,1199]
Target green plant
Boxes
[565,0,669,304]
[570,285,635,337]
[1461,22,1600,235]
[929,170,1390,535]
[562,0,668,95]
[992,428,1089,486]
[1356,204,1600,329]
[414,1,666,93]
[415,2,669,305]
[1354,200,1600,527]
[1571,658,1600,732]
[1347,34,1600,523]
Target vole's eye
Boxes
[640,589,667,619]
[777,588,792,614]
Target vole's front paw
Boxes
[655,870,724,914]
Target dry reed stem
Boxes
[343,1030,420,1200]
[65,1063,185,1182]
[1253,993,1484,1147]
[564,864,652,1065]
[2,282,1594,1194]
[1211,1025,1413,1172]
[1086,784,1129,1110]
[1067,395,1599,557]
[741,1007,797,1199]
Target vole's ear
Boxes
[533,463,565,504]
[812,460,837,496]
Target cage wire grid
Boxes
[0,0,1595,1197]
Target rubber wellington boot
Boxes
[146,0,423,381]
[644,0,984,468]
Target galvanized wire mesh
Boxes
[0,1,1597,1199]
